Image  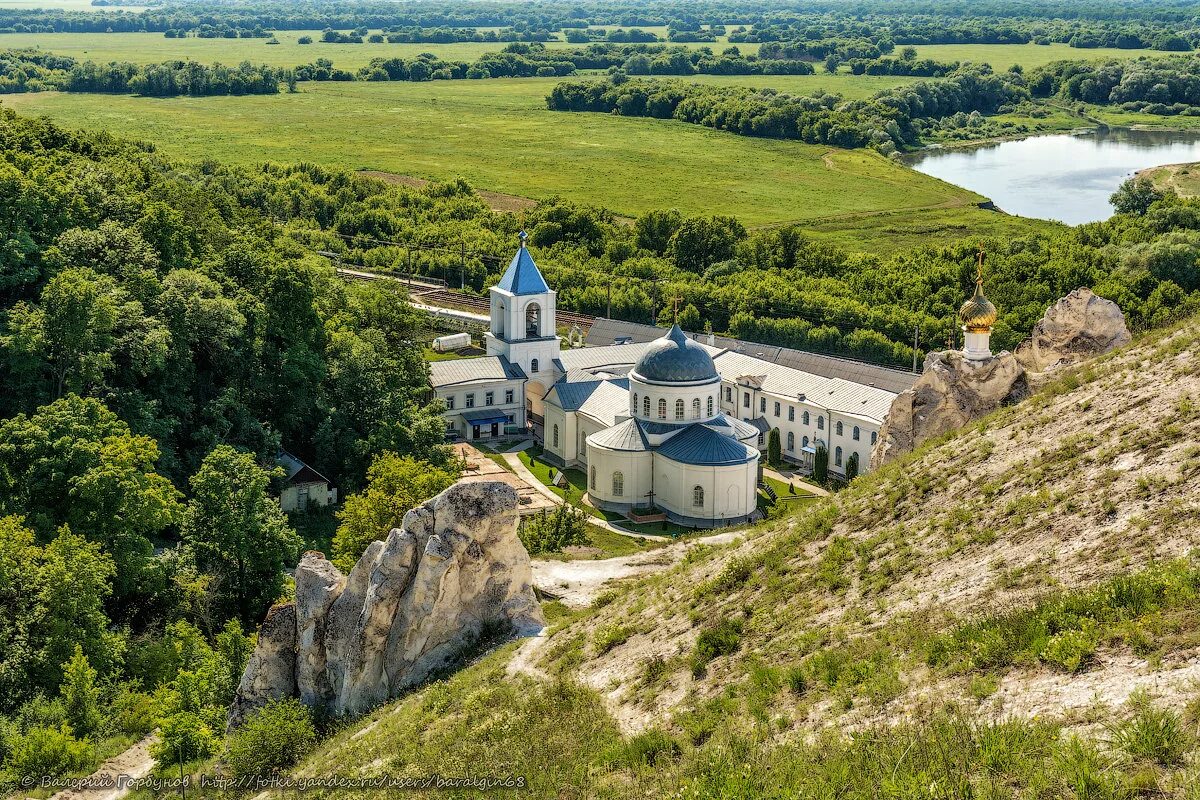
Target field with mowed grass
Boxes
[912,42,1157,71]
[1,77,1035,244]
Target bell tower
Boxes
[485,231,561,379]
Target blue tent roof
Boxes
[495,232,550,295]
[657,424,757,467]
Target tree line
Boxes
[1030,54,1200,115]
[0,49,284,95]
[546,65,1026,154]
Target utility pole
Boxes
[911,324,920,373]
[606,282,611,319]
[460,238,466,290]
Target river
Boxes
[905,127,1200,225]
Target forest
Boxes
[0,49,284,95]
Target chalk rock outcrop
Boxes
[228,481,544,728]
[870,350,1027,469]
[872,288,1131,468]
[1015,288,1131,375]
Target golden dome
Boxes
[959,252,998,332]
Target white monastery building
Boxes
[429,234,918,527]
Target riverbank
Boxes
[1136,161,1200,197]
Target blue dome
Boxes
[631,325,719,384]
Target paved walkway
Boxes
[501,452,669,542]
[763,466,830,497]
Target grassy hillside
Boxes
[1,78,1054,248]
[913,42,1157,71]
[288,314,1200,798]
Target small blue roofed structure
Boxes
[495,230,550,296]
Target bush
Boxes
[594,624,631,655]
[152,711,217,765]
[1040,623,1097,673]
[224,699,317,779]
[1108,702,1190,766]
[620,728,682,766]
[519,504,590,555]
[691,618,742,675]
[5,725,90,780]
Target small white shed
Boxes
[432,332,472,352]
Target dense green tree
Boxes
[846,451,860,481]
[181,446,302,623]
[813,445,829,484]
[768,427,782,467]
[669,215,747,273]
[60,646,102,740]
[1112,177,1167,216]
[331,453,457,570]
[634,208,683,254]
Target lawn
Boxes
[1,77,993,234]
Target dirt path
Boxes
[49,735,156,800]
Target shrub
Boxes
[1040,623,1098,673]
[5,725,90,779]
[520,504,590,555]
[785,666,807,695]
[594,624,631,655]
[152,711,217,765]
[691,618,742,675]
[224,699,317,779]
[620,728,681,766]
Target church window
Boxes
[612,471,624,497]
[802,410,809,425]
[787,432,794,451]
[707,397,714,416]
[758,432,765,446]
[693,486,704,508]
[788,406,794,422]
[466,393,475,409]
[525,303,541,338]
[835,446,843,467]
[643,396,651,417]
[633,392,639,414]
[590,465,596,490]
[802,436,809,449]
[531,358,539,373]
[505,389,514,404]
[446,396,455,410]
[871,431,878,445]
[724,387,732,402]
[552,424,559,448]
[818,416,825,430]
[760,397,766,413]
[853,426,860,441]
[774,401,780,417]
[675,399,685,420]
[658,398,667,419]
[836,421,843,436]
[742,392,750,408]
[692,398,701,419]
[485,391,494,406]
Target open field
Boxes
[1138,161,1200,196]
[912,42,1157,71]
[1,77,1020,241]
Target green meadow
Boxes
[2,77,1039,247]
[912,42,1157,70]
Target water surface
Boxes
[906,128,1200,225]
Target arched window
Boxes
[658,398,667,420]
[706,396,714,417]
[818,416,825,430]
[675,399,685,420]
[612,471,624,497]
[643,395,650,417]
[802,410,810,425]
[787,431,795,451]
[552,424,559,448]
[835,446,843,467]
[802,435,809,449]
[836,421,843,436]
[692,398,701,419]
[632,392,639,414]
[871,431,878,445]
[853,426,860,441]
[525,302,541,338]
[693,485,704,508]
[531,358,539,374]
[590,465,596,490]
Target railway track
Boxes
[335,268,595,332]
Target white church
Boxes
[428,234,986,527]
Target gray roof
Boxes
[702,415,761,440]
[631,324,720,384]
[657,424,758,466]
[585,317,917,394]
[547,379,605,411]
[429,356,524,389]
[577,380,631,427]
[747,417,771,434]
[587,417,649,452]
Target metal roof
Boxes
[656,424,758,466]
[546,379,605,411]
[702,415,760,440]
[460,409,510,425]
[577,380,632,427]
[495,236,550,296]
[630,324,720,384]
[585,317,917,394]
[587,417,650,452]
[429,356,524,389]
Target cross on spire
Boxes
[976,245,985,284]
[671,295,682,323]
[518,229,528,248]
